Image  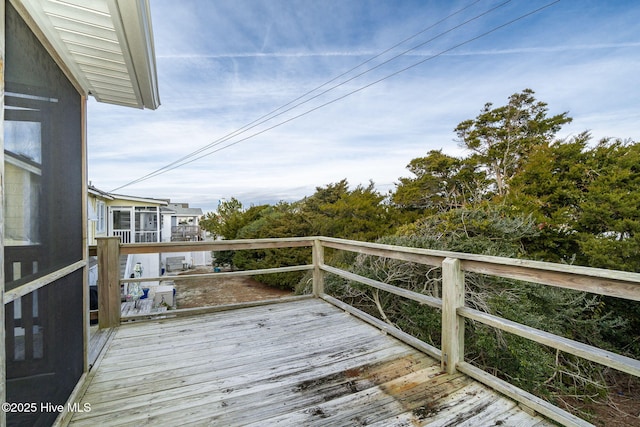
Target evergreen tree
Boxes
[455,89,572,196]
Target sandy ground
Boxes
[173,267,293,308]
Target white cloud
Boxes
[88,0,640,212]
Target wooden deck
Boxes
[120,299,168,317]
[69,298,554,426]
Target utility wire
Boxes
[111,0,559,191]
[138,0,560,172]
[110,0,487,192]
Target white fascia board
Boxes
[109,193,169,206]
[108,0,160,110]
[15,0,159,110]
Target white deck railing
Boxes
[111,230,158,243]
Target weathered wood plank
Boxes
[121,264,314,285]
[75,310,404,422]
[457,361,594,427]
[312,239,325,296]
[105,301,353,354]
[365,382,489,427]
[118,294,311,323]
[317,236,640,300]
[81,346,422,426]
[461,259,640,302]
[68,299,555,427]
[238,370,471,426]
[321,294,442,360]
[97,237,121,328]
[322,264,442,309]
[319,238,445,268]
[459,306,640,377]
[84,343,415,405]
[441,257,464,374]
[87,328,113,368]
[104,314,356,360]
[120,236,314,255]
[91,322,385,379]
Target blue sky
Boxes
[87,0,640,212]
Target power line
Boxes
[111,1,559,192]
[110,0,488,192]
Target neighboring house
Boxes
[87,184,114,245]
[161,202,204,242]
[160,203,211,269]
[108,193,166,244]
[89,186,206,245]
[87,186,167,290]
[93,189,167,245]
[1,1,159,426]
[87,187,210,289]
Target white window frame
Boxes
[96,201,106,233]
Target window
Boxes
[96,201,106,233]
[113,209,132,230]
[135,207,158,242]
[4,107,43,246]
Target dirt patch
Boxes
[173,267,293,308]
[559,374,640,427]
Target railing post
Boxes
[441,257,465,374]
[97,237,121,329]
[312,239,325,297]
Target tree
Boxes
[232,202,311,290]
[200,197,244,239]
[576,138,640,272]
[507,133,591,262]
[200,198,270,268]
[301,179,398,241]
[221,180,400,289]
[392,150,489,212]
[455,89,572,197]
[326,204,628,402]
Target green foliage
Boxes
[506,134,640,272]
[233,246,310,290]
[395,204,539,258]
[202,198,273,269]
[301,179,399,240]
[455,88,571,197]
[576,139,640,271]
[200,197,245,238]
[209,89,640,410]
[231,203,311,290]
[327,204,626,400]
[393,150,489,213]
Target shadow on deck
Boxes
[69,298,553,426]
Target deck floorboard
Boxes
[69,298,554,426]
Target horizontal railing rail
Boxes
[122,265,314,285]
[94,236,640,427]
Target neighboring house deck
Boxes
[69,298,553,426]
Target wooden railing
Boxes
[111,230,131,244]
[170,225,202,241]
[111,230,159,244]
[95,236,640,427]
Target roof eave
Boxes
[108,0,160,110]
[15,0,160,110]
